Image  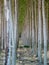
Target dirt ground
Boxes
[16,48,49,65]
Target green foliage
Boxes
[24,45,30,48]
[45,0,49,3]
[18,0,26,33]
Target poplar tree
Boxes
[38,0,42,62]
[42,0,47,65]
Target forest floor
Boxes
[16,39,49,65]
[0,39,49,65]
[0,48,49,65]
[16,47,49,65]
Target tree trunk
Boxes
[31,0,35,55]
[38,0,42,62]
[46,3,48,46]
[42,0,47,65]
[12,0,18,65]
[1,6,4,49]
[4,0,13,65]
[0,3,2,50]
[34,0,38,56]
[3,14,7,49]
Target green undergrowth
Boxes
[19,45,30,48]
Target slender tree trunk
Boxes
[34,0,38,56]
[1,6,4,49]
[3,14,7,49]
[29,0,32,47]
[4,0,13,65]
[0,3,2,50]
[27,0,31,47]
[46,3,48,45]
[38,0,42,62]
[48,3,49,44]
[42,0,47,65]
[12,0,18,65]
[31,0,35,55]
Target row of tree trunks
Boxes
[3,0,48,65]
[21,9,30,46]
[20,1,48,65]
[0,1,7,50]
[21,0,31,47]
[30,0,48,65]
[4,0,18,65]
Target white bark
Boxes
[4,0,13,65]
[31,0,35,55]
[12,0,18,65]
[38,0,42,62]
[42,0,47,65]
